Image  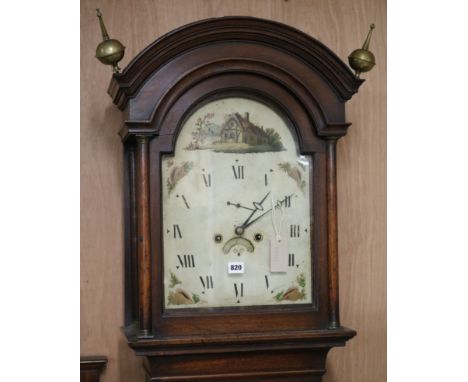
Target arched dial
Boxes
[162,97,313,309]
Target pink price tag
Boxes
[270,239,288,272]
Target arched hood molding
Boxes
[108,17,363,110]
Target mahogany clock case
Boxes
[109,15,362,360]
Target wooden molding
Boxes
[80,356,107,382]
[109,17,362,110]
[135,137,152,337]
[127,327,356,356]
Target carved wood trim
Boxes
[108,17,362,109]
[136,136,152,337]
[119,59,346,141]
[146,369,326,381]
[124,144,139,326]
[80,356,107,382]
[127,327,356,356]
[326,139,340,328]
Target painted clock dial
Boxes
[162,97,313,309]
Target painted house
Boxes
[220,112,269,145]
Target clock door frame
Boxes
[111,16,362,378]
[159,91,319,312]
[150,81,329,337]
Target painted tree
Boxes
[265,128,284,150]
[192,113,215,144]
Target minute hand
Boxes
[239,191,271,228]
[241,194,293,230]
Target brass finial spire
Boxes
[96,9,110,41]
[362,23,375,50]
[348,24,376,78]
[94,8,125,73]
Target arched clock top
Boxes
[109,17,363,141]
[145,83,328,154]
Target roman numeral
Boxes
[181,195,190,209]
[264,174,268,186]
[177,254,195,268]
[232,165,244,179]
[290,224,300,238]
[234,282,244,298]
[200,275,213,289]
[173,224,182,239]
[288,253,295,267]
[283,195,291,208]
[202,173,211,187]
[265,275,269,289]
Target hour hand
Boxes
[227,201,256,212]
[234,191,272,236]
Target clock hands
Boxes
[231,192,293,235]
[233,191,271,235]
[240,194,293,230]
[242,191,271,224]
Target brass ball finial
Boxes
[348,24,376,78]
[95,8,125,73]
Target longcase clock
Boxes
[105,17,365,382]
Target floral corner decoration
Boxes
[167,271,205,306]
[169,272,181,288]
[167,161,194,195]
[274,273,307,302]
[278,162,306,194]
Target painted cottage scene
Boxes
[185,112,284,153]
